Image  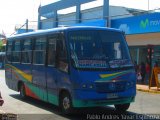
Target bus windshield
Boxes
[68,30,133,69]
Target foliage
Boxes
[0,40,5,52]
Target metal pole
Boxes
[38,5,41,29]
[103,0,109,27]
[26,19,28,32]
[148,0,149,11]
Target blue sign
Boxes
[111,13,160,34]
[16,29,34,34]
[74,19,106,27]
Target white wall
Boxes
[41,6,134,29]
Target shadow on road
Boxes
[10,94,61,114]
[9,94,158,120]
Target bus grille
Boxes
[95,81,126,93]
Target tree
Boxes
[0,40,5,52]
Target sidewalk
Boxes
[136,84,160,94]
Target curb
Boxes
[136,86,160,94]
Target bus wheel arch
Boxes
[59,89,73,114]
[18,81,27,99]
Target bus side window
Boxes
[21,39,32,64]
[33,37,46,65]
[6,41,13,63]
[12,40,21,63]
[47,37,56,67]
[56,35,68,73]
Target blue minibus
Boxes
[5,26,136,114]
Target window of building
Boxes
[22,39,32,64]
[33,37,46,65]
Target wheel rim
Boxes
[63,97,70,110]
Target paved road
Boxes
[0,70,160,120]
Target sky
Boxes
[0,0,160,36]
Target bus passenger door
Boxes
[46,35,70,106]
[46,36,59,105]
[55,36,70,96]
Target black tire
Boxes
[20,83,27,99]
[114,103,130,113]
[60,92,73,115]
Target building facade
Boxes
[112,13,160,67]
[38,0,160,68]
[38,0,110,29]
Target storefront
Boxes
[111,13,160,68]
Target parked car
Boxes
[0,91,4,106]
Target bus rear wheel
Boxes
[114,103,130,113]
[20,83,27,99]
[60,92,73,115]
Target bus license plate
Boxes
[107,93,118,99]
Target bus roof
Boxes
[7,26,123,40]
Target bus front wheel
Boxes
[60,92,73,114]
[114,103,130,113]
[20,83,27,99]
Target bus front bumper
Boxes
[72,97,135,108]
[72,88,136,107]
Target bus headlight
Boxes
[82,84,94,89]
[82,84,87,88]
[126,81,135,89]
[89,85,93,89]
